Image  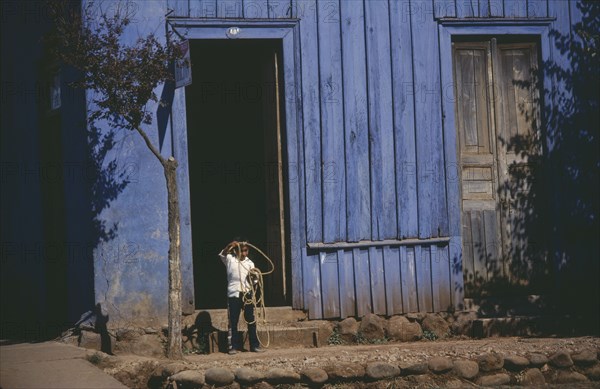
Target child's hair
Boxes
[230,236,249,258]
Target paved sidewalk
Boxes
[0,341,127,389]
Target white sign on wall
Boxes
[175,40,192,88]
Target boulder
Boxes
[336,317,359,342]
[549,351,574,368]
[252,382,274,389]
[78,331,102,350]
[527,353,549,367]
[584,364,600,380]
[234,367,265,385]
[477,353,504,372]
[324,362,365,381]
[554,370,588,384]
[451,311,478,336]
[428,357,453,374]
[572,350,598,366]
[365,362,401,380]
[264,368,300,384]
[300,367,328,385]
[453,360,479,379]
[205,367,235,386]
[421,314,450,338]
[386,317,422,342]
[359,313,385,341]
[478,373,510,386]
[400,363,428,376]
[503,355,529,371]
[520,368,545,386]
[169,370,205,389]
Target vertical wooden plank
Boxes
[449,236,465,309]
[353,248,372,316]
[190,0,217,17]
[437,244,452,311]
[368,246,387,315]
[268,0,292,18]
[297,0,323,244]
[318,0,346,243]
[365,0,397,240]
[456,0,478,17]
[303,253,322,318]
[488,0,504,17]
[401,246,419,312]
[483,209,501,280]
[383,245,403,315]
[479,0,491,17]
[320,252,340,318]
[504,0,527,18]
[243,0,268,18]
[456,50,478,149]
[411,1,448,238]
[390,0,419,239]
[527,0,547,18]
[168,0,190,17]
[433,0,457,18]
[217,0,244,18]
[341,0,371,242]
[415,246,434,312]
[473,49,492,153]
[430,245,441,311]
[470,211,487,283]
[338,249,356,317]
[462,210,475,287]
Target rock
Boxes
[365,362,401,380]
[169,370,205,388]
[584,364,600,380]
[235,368,265,385]
[451,311,478,336]
[503,355,529,371]
[549,350,574,368]
[78,331,102,350]
[453,360,479,379]
[554,370,588,383]
[264,368,300,384]
[421,314,450,338]
[520,368,545,386]
[527,353,549,367]
[572,350,598,366]
[359,313,385,340]
[153,363,189,379]
[144,327,158,334]
[324,362,365,381]
[477,353,504,372]
[406,312,426,322]
[252,382,273,389]
[315,321,335,347]
[428,356,453,374]
[336,317,359,342]
[400,363,428,376]
[300,367,328,385]
[407,374,434,385]
[445,379,467,388]
[205,367,235,386]
[478,373,510,386]
[116,328,143,341]
[386,317,422,342]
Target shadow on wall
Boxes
[461,2,599,331]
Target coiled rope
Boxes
[224,241,275,348]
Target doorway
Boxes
[185,39,289,309]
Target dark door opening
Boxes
[185,39,289,309]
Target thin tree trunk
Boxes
[164,157,183,359]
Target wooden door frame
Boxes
[167,19,303,310]
[437,19,553,308]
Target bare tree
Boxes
[48,1,184,359]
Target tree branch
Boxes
[134,126,166,165]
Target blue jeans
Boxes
[227,293,259,351]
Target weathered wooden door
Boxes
[453,39,539,295]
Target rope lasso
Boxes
[224,241,275,348]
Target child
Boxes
[219,239,265,354]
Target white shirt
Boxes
[219,251,256,298]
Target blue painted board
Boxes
[488,0,504,17]
[368,246,387,315]
[365,0,397,240]
[268,0,291,18]
[338,249,356,317]
[433,0,456,18]
[320,252,340,318]
[217,0,244,18]
[318,0,346,243]
[415,245,434,312]
[297,0,323,244]
[389,0,419,239]
[456,0,478,17]
[504,0,527,18]
[431,245,452,311]
[410,1,448,239]
[401,246,419,312]
[383,245,403,315]
[303,252,322,319]
[190,0,218,17]
[169,0,190,17]
[340,0,371,242]
[243,0,269,18]
[527,0,548,18]
[479,0,491,17]
[353,248,372,316]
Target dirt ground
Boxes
[99,336,600,388]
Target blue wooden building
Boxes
[2,0,597,334]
